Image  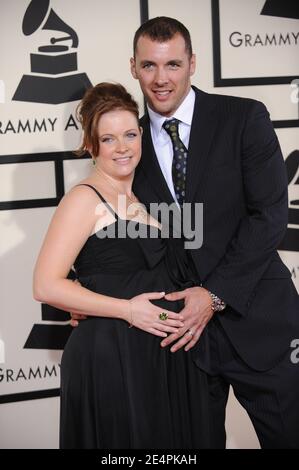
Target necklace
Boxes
[94,165,149,222]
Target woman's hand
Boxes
[129,292,184,337]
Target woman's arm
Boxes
[33,185,184,337]
[33,185,125,315]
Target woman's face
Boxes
[95,109,141,179]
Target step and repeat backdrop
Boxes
[0,0,298,448]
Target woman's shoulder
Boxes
[55,179,101,223]
[63,178,100,203]
[48,179,103,239]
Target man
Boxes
[72,17,299,448]
[129,17,299,449]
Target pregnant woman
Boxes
[33,82,210,449]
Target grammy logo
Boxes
[24,269,76,350]
[13,0,92,104]
[261,0,299,19]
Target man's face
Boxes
[131,33,195,117]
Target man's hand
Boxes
[70,312,87,327]
[69,278,87,327]
[160,287,214,352]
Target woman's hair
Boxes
[76,82,139,157]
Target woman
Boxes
[33,83,210,449]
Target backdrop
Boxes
[0,0,298,449]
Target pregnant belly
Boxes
[78,264,181,302]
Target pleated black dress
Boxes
[60,184,211,449]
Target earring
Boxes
[92,159,95,166]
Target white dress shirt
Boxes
[147,87,196,204]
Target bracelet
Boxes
[208,291,226,312]
[128,300,134,328]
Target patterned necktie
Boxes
[162,118,187,207]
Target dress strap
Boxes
[76,184,119,220]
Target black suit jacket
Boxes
[133,86,299,371]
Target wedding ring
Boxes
[159,312,168,321]
[186,329,194,336]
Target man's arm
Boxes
[161,100,288,351]
[203,100,288,316]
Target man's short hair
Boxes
[133,16,193,58]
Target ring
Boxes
[159,312,168,321]
[186,329,194,336]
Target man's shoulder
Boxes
[139,88,267,124]
[193,86,266,114]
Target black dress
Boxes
[60,184,211,449]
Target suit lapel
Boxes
[136,88,218,207]
[139,114,175,206]
[185,87,218,203]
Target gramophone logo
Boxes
[261,0,299,20]
[24,270,75,350]
[212,0,299,88]
[24,303,72,350]
[13,0,92,104]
